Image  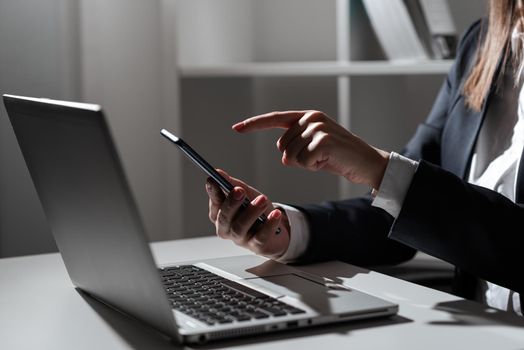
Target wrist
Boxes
[370,149,390,190]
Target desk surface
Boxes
[1,236,524,349]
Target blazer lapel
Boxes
[441,50,502,180]
[441,98,486,179]
[441,34,510,180]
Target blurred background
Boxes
[0,0,487,258]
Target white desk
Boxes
[1,236,524,349]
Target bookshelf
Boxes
[173,0,486,238]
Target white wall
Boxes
[0,0,181,257]
[0,0,78,257]
[252,0,337,62]
[79,0,181,242]
[175,0,254,66]
[175,0,338,64]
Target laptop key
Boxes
[235,314,252,322]
[253,312,270,319]
[286,307,306,314]
[257,306,287,316]
[218,318,233,324]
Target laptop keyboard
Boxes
[159,265,306,325]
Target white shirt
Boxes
[277,46,524,317]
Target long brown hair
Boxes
[464,0,523,111]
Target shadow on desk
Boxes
[431,299,524,327]
[77,289,412,349]
[77,290,181,349]
[374,252,455,294]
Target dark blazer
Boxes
[293,19,524,301]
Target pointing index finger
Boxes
[232,111,307,133]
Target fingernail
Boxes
[233,187,244,200]
[205,182,212,192]
[269,209,282,220]
[232,122,245,131]
[252,195,266,206]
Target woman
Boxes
[205,0,524,315]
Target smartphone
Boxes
[160,129,280,235]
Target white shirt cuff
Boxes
[273,203,310,263]
[372,152,419,218]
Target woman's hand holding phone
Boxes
[206,169,290,259]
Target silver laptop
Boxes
[3,94,398,344]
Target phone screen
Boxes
[160,129,279,234]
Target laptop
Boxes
[2,94,398,344]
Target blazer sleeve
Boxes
[292,20,483,268]
[390,161,524,294]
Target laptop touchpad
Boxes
[198,255,296,278]
[248,274,390,315]
[248,273,329,299]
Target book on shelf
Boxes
[362,0,457,61]
[418,0,457,59]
